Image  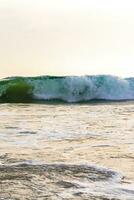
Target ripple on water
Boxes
[0,162,133,200]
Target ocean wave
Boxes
[0,75,134,103]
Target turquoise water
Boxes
[0,75,134,102]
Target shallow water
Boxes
[0,102,134,199]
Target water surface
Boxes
[0,102,134,199]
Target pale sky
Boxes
[0,0,134,78]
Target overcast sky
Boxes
[0,0,134,78]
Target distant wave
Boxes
[0,75,134,103]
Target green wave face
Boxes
[0,75,134,103]
[0,78,33,102]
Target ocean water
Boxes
[0,101,134,199]
[0,75,134,199]
[0,75,134,103]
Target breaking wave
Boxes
[0,75,134,103]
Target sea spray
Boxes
[0,75,134,102]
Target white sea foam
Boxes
[0,75,134,102]
[29,75,134,102]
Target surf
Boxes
[0,75,134,103]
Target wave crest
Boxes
[0,75,134,102]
